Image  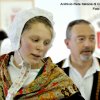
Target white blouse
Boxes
[6,56,40,100]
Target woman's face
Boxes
[19,22,52,65]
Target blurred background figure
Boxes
[0,30,12,55]
[0,30,8,42]
[0,30,8,54]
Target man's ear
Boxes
[64,39,70,49]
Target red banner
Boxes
[97,32,100,48]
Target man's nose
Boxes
[84,39,92,47]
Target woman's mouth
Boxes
[31,54,41,59]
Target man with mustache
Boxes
[58,19,100,100]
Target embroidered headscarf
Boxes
[7,7,55,51]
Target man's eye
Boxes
[77,37,85,42]
[79,38,84,41]
[90,37,95,41]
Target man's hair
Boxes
[0,30,8,40]
[66,19,91,39]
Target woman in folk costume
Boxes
[0,8,84,100]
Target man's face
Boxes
[65,23,96,62]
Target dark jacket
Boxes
[57,58,100,100]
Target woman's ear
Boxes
[64,39,70,49]
[49,44,52,49]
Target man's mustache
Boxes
[81,48,94,53]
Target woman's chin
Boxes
[30,59,40,65]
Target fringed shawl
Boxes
[0,53,80,100]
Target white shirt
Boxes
[62,57,100,100]
[8,56,40,86]
[6,56,40,100]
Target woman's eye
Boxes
[31,38,39,42]
[44,40,50,45]
[34,39,39,42]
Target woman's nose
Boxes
[36,43,44,51]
